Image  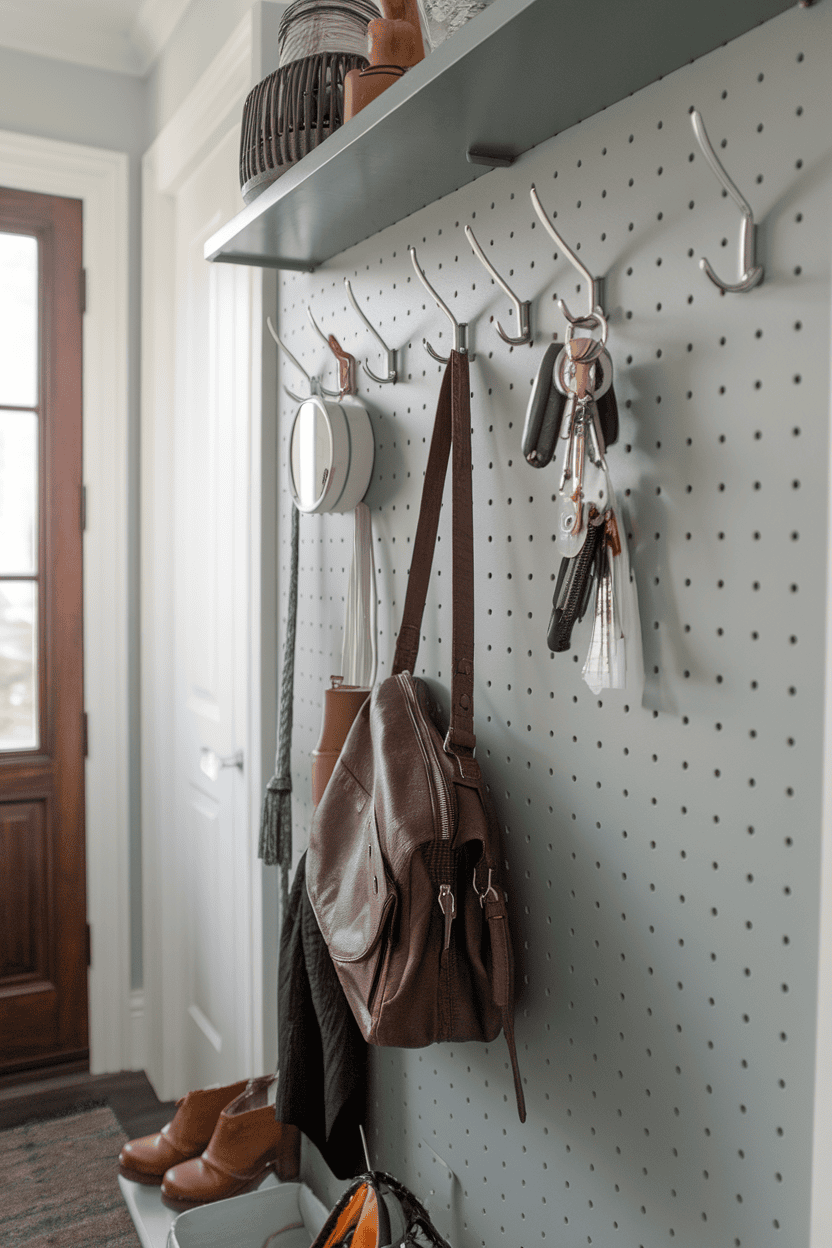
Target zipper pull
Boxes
[438,884,456,950]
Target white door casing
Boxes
[142,10,275,1099]
[0,130,130,1075]
[175,131,253,1089]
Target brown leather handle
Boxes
[327,333,356,398]
[486,907,526,1122]
[392,352,475,754]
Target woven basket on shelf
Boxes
[240,0,380,204]
[240,51,368,204]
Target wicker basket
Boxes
[239,50,368,203]
[279,0,380,65]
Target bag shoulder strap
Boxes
[486,900,527,1123]
[392,352,475,754]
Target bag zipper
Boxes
[437,884,456,951]
[397,673,457,949]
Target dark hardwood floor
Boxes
[0,1067,177,1138]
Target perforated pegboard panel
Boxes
[275,4,832,1244]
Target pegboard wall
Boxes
[274,4,832,1245]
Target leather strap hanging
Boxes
[307,351,526,1123]
[395,352,524,1115]
[392,351,475,754]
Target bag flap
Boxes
[307,760,392,963]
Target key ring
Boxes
[564,310,608,363]
[555,343,614,402]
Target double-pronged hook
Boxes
[266,317,317,403]
[344,278,398,384]
[266,311,356,402]
[690,108,764,294]
[464,225,532,346]
[307,306,356,397]
[409,245,472,362]
[530,184,606,327]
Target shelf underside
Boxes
[205,0,794,270]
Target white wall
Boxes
[146,0,281,136]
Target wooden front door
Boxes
[0,186,87,1075]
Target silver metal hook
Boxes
[464,225,532,346]
[344,278,398,384]
[306,307,347,397]
[529,184,605,325]
[690,109,764,294]
[266,316,314,403]
[408,245,470,361]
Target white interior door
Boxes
[168,125,254,1093]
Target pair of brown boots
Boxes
[119,1074,299,1206]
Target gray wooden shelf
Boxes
[205,0,792,271]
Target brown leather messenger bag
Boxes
[306,350,525,1122]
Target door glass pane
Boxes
[0,232,38,409]
[0,580,38,751]
[0,411,38,574]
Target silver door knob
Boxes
[200,748,244,782]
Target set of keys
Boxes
[551,332,616,558]
[521,315,643,692]
[523,317,619,650]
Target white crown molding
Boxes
[0,3,145,76]
[152,9,254,194]
[130,0,192,73]
[0,0,204,77]
[0,128,132,1074]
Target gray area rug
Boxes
[0,1104,138,1246]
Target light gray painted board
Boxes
[206,0,793,269]
[283,3,831,1243]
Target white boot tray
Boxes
[168,1180,329,1248]
[118,1173,328,1248]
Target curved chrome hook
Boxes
[530,184,605,326]
[306,308,347,397]
[690,109,763,294]
[266,316,314,404]
[408,245,470,361]
[464,225,532,346]
[344,278,398,384]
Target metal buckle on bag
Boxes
[473,868,499,909]
[443,731,481,784]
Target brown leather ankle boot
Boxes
[160,1074,300,1206]
[119,1079,248,1183]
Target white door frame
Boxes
[141,11,271,1098]
[0,130,131,1074]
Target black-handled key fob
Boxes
[522,342,567,467]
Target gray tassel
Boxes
[259,505,299,916]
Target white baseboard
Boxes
[129,990,146,1071]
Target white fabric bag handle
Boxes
[341,501,377,688]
